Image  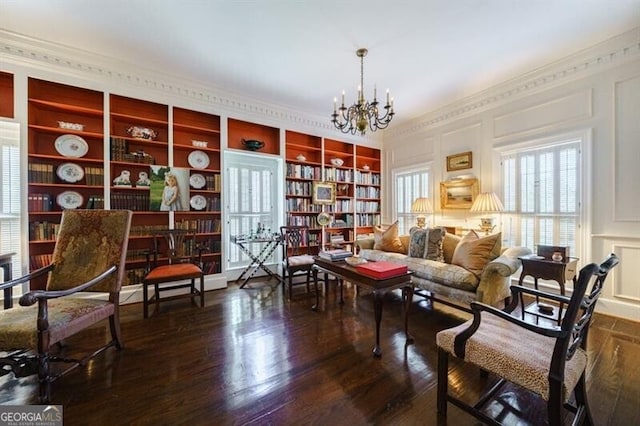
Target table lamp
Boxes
[470,192,504,234]
[410,197,433,228]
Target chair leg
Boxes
[288,273,293,300]
[574,372,594,425]
[109,312,124,350]
[154,283,160,315]
[37,353,50,403]
[437,347,449,417]
[547,376,563,426]
[199,275,205,308]
[143,281,149,319]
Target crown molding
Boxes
[0,29,380,145]
[386,27,640,139]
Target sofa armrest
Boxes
[476,246,532,306]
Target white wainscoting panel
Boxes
[611,243,640,302]
[614,74,640,222]
[493,90,592,139]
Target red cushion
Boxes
[144,263,202,283]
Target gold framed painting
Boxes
[446,151,473,172]
[440,178,479,209]
[312,181,336,205]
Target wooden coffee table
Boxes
[312,257,414,357]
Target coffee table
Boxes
[312,257,414,357]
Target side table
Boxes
[0,252,16,309]
[230,235,282,288]
[518,254,578,324]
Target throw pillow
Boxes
[373,221,405,253]
[408,227,427,258]
[451,231,502,277]
[423,227,446,262]
[442,232,461,264]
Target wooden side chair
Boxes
[436,253,619,425]
[0,209,132,402]
[280,226,315,299]
[142,228,206,318]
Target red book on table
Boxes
[356,261,408,279]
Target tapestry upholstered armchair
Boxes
[0,209,132,402]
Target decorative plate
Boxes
[316,212,331,227]
[56,163,84,183]
[189,173,206,189]
[188,150,210,169]
[54,134,88,158]
[56,191,83,209]
[190,195,207,210]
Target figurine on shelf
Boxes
[113,170,132,187]
[135,171,151,187]
[160,172,182,211]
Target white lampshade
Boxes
[470,192,503,234]
[411,197,434,214]
[470,192,504,213]
[411,197,433,228]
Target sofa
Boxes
[355,224,531,309]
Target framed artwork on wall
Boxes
[440,178,479,209]
[312,181,336,205]
[446,151,473,172]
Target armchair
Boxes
[436,253,619,425]
[142,228,206,318]
[0,209,132,402]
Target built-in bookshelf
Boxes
[27,78,105,288]
[284,132,382,253]
[0,71,14,119]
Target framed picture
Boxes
[440,178,479,209]
[312,181,336,205]
[446,151,473,172]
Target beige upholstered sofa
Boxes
[355,224,531,309]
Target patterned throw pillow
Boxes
[373,221,406,253]
[451,231,502,277]
[408,227,427,258]
[424,227,446,262]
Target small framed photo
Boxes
[312,181,336,205]
[446,151,473,172]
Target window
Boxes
[501,137,582,257]
[393,166,431,234]
[0,121,21,286]
[225,152,281,270]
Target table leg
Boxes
[402,286,414,344]
[312,267,319,311]
[2,262,12,309]
[372,290,384,358]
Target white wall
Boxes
[383,28,640,321]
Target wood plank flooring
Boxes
[1,278,639,425]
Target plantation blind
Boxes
[501,140,581,256]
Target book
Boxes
[356,261,408,279]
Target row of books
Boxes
[29,221,60,241]
[355,213,381,227]
[355,201,380,213]
[30,254,53,270]
[204,174,222,192]
[110,193,151,211]
[355,186,380,199]
[285,180,312,196]
[286,164,322,180]
[175,218,222,233]
[286,198,322,213]
[355,171,381,185]
[27,193,54,211]
[323,168,353,183]
[111,137,156,164]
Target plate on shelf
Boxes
[190,195,207,210]
[56,163,84,183]
[188,150,210,169]
[56,191,83,209]
[189,173,206,189]
[54,134,88,158]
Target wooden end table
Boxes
[518,254,579,324]
[312,257,414,358]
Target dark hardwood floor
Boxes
[1,278,639,425]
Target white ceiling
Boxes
[2,0,640,125]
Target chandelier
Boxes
[331,48,394,135]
